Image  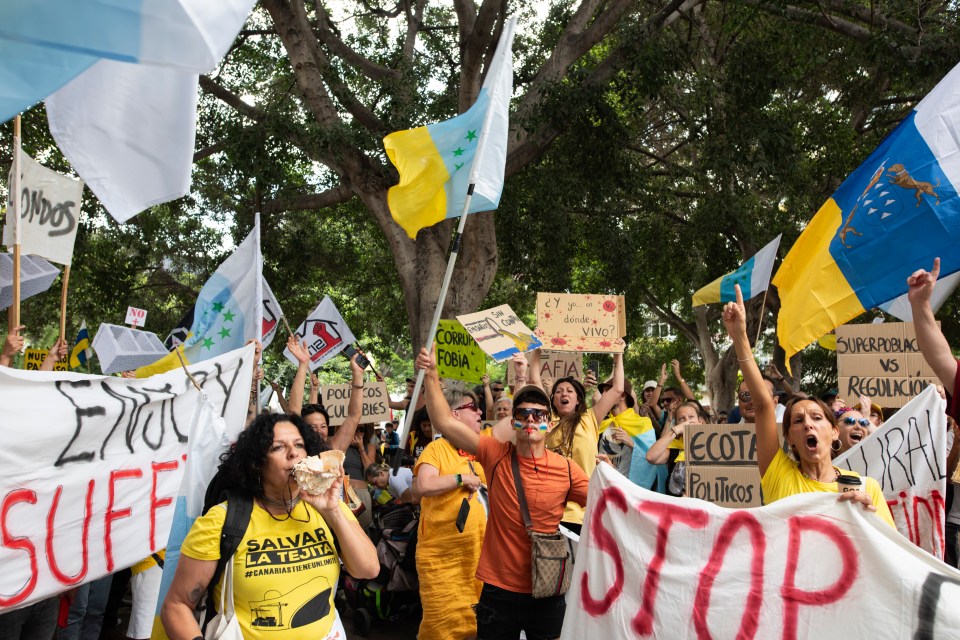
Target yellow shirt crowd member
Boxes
[181,500,356,639]
[762,448,895,527]
[546,411,598,526]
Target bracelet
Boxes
[351,383,364,389]
[456,473,463,487]
[736,356,753,363]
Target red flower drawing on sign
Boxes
[551,337,567,346]
[598,340,612,348]
[602,300,616,312]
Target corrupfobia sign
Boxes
[562,464,960,639]
[0,345,253,612]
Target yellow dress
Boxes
[414,438,488,640]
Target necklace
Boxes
[800,466,839,483]
[527,452,548,473]
[260,493,300,511]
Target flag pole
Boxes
[10,116,22,334]
[59,265,71,342]
[754,287,769,348]
[395,193,474,471]
[254,212,264,415]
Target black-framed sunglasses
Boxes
[660,397,678,405]
[842,416,871,427]
[513,407,551,422]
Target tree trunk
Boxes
[359,192,499,353]
[695,307,739,412]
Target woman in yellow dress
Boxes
[413,389,487,640]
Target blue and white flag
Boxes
[692,234,782,306]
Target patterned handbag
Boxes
[510,451,572,598]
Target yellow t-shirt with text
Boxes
[182,499,355,639]
[761,448,895,527]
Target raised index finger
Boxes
[734,283,744,308]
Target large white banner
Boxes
[835,385,947,559]
[0,344,254,612]
[564,464,960,639]
[3,151,83,265]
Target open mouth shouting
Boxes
[805,434,819,451]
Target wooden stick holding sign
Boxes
[59,266,70,342]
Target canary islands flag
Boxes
[692,235,781,306]
[69,320,91,369]
[383,19,515,239]
[136,220,263,377]
[773,61,960,364]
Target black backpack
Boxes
[198,470,253,631]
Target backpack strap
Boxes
[201,489,252,631]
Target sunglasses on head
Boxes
[455,401,479,413]
[513,407,551,422]
[842,416,871,427]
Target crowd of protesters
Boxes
[1,264,959,640]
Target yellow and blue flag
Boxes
[68,320,91,369]
[383,19,515,239]
[774,61,960,363]
[692,234,781,306]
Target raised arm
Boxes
[523,349,539,390]
[482,374,495,421]
[269,380,291,413]
[592,352,625,423]
[286,336,311,415]
[672,359,696,401]
[415,345,480,454]
[908,258,959,388]
[328,353,366,452]
[308,373,320,405]
[723,285,777,476]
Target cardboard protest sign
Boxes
[125,306,147,328]
[282,295,356,371]
[835,385,947,559]
[836,322,939,407]
[563,464,960,639]
[684,422,761,507]
[22,348,68,372]
[3,151,83,265]
[456,304,541,362]
[535,293,626,353]
[506,350,583,385]
[435,319,486,384]
[320,381,391,427]
[0,344,254,612]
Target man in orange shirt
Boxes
[416,346,589,640]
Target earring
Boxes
[831,439,841,452]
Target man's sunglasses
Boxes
[738,391,774,402]
[513,408,551,423]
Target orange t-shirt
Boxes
[474,434,589,593]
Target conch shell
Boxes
[293,450,345,495]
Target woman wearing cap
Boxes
[723,285,894,526]
[527,349,623,534]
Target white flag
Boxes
[283,296,356,371]
[3,151,83,265]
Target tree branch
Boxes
[261,185,354,213]
[314,3,402,83]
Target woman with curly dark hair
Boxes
[161,413,379,639]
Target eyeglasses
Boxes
[738,391,775,402]
[660,397,678,405]
[491,386,504,393]
[842,416,871,427]
[513,408,551,422]
[454,401,480,413]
